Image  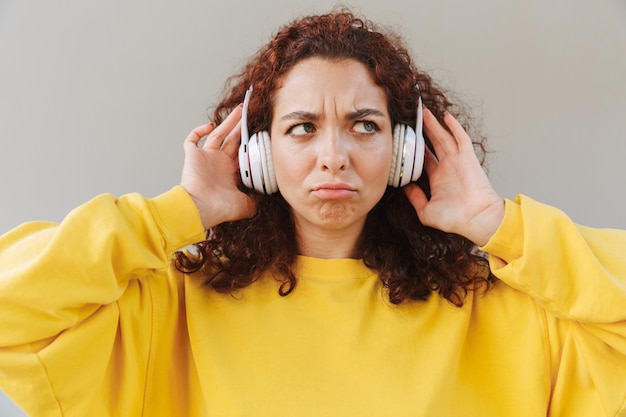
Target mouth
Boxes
[311,183,357,200]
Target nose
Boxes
[317,128,349,174]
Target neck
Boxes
[295,222,364,259]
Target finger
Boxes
[422,145,439,175]
[220,120,243,157]
[403,183,428,214]
[184,123,216,148]
[423,107,458,157]
[443,112,474,152]
[203,104,243,151]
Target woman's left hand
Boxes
[403,108,505,247]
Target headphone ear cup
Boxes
[411,129,425,182]
[388,123,423,188]
[398,125,417,188]
[258,131,278,194]
[389,96,426,186]
[247,132,265,194]
[388,124,403,186]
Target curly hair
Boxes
[175,9,495,306]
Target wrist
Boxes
[465,198,506,247]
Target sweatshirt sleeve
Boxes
[481,195,626,416]
[481,195,626,323]
[0,186,205,347]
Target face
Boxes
[270,58,393,239]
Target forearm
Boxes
[0,186,205,346]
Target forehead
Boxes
[272,58,389,112]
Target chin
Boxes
[319,204,349,222]
[315,203,367,230]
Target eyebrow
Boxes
[280,111,319,122]
[279,108,386,122]
[347,108,386,120]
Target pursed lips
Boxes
[311,183,357,200]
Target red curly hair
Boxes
[175,9,494,306]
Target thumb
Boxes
[403,183,428,215]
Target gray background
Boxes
[1,0,625,415]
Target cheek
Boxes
[270,141,306,188]
[361,146,393,183]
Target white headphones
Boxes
[239,86,425,194]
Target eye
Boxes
[353,121,379,134]
[287,122,316,136]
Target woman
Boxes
[1,10,625,417]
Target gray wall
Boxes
[1,0,625,414]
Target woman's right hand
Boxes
[180,105,257,230]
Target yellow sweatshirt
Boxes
[0,186,625,417]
